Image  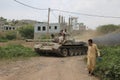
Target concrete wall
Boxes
[34,22,61,39]
[0,25,16,31]
[34,22,60,33]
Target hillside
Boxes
[0,17,37,28]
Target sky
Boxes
[0,0,120,29]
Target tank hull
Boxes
[34,41,88,57]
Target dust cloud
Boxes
[93,33,120,46]
[74,30,98,42]
[74,30,120,46]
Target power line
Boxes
[52,9,120,18]
[14,0,120,19]
[51,11,58,20]
[14,0,47,11]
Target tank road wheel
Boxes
[61,49,68,57]
[82,50,86,55]
[78,50,82,55]
[74,49,78,56]
[74,52,78,56]
[69,49,74,56]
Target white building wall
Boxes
[49,23,60,33]
[34,22,60,34]
[34,22,61,39]
[34,22,48,34]
[0,25,16,31]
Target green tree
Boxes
[97,24,120,34]
[18,24,34,39]
[0,17,7,21]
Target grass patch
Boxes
[0,38,8,42]
[0,44,39,59]
[94,46,120,80]
[0,31,17,42]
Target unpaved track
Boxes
[0,56,99,80]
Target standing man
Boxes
[63,29,67,40]
[87,39,100,75]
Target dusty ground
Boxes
[0,31,99,80]
[0,56,99,80]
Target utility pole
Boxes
[47,8,50,38]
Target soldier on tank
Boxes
[58,34,64,44]
[63,29,67,40]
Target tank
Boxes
[34,39,88,57]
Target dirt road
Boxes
[0,56,99,80]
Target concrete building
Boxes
[34,22,61,39]
[79,23,86,31]
[34,15,86,39]
[68,17,86,32]
[34,15,68,39]
[0,25,16,31]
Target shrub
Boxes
[97,24,120,34]
[0,31,17,42]
[0,44,38,59]
[5,31,17,40]
[94,46,120,80]
[18,24,34,39]
[0,34,7,42]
